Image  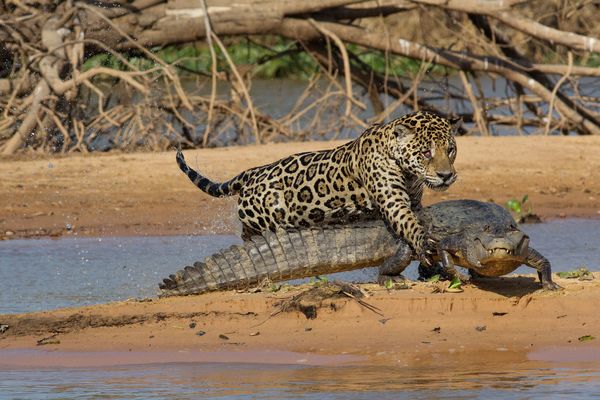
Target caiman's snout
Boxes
[486,239,515,255]
[470,231,530,276]
[481,231,529,259]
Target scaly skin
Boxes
[159,200,560,296]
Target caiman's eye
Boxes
[422,150,432,159]
[483,224,491,232]
[509,224,518,231]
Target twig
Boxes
[545,52,573,135]
[198,0,218,147]
[209,31,260,143]
[76,2,193,110]
[459,70,489,135]
[309,18,355,118]
[341,290,384,316]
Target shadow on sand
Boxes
[469,275,546,297]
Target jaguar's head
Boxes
[390,111,460,191]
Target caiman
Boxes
[159,200,560,296]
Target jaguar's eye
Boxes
[422,150,432,159]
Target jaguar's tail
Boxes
[176,149,244,197]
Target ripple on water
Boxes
[1,356,600,399]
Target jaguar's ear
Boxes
[449,116,462,136]
[394,123,412,138]
[397,132,415,145]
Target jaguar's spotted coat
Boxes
[177,111,460,257]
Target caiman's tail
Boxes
[176,149,244,197]
[158,223,398,297]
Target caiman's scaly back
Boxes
[159,223,398,296]
[160,200,560,296]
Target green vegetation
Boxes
[506,195,534,223]
[82,37,448,79]
[384,278,394,290]
[585,53,600,68]
[556,267,593,280]
[347,43,448,76]
[448,276,462,290]
[578,335,595,342]
[310,275,330,286]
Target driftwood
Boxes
[1,0,600,153]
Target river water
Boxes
[1,357,600,399]
[0,219,599,315]
[1,220,599,398]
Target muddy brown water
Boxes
[1,348,599,398]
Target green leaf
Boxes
[448,277,462,289]
[427,274,441,283]
[506,199,521,213]
[578,335,595,342]
[384,278,394,290]
[522,194,529,204]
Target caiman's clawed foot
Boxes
[542,280,563,291]
[446,269,471,284]
[419,262,470,283]
[418,262,443,280]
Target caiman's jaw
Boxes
[470,232,530,276]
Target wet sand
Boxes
[1,275,599,368]
[1,136,600,239]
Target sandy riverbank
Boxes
[1,136,599,369]
[0,274,599,368]
[1,136,600,239]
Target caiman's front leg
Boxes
[526,247,562,290]
[377,240,413,285]
[434,235,471,282]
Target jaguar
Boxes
[177,111,460,259]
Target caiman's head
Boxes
[463,223,530,277]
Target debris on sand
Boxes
[273,282,382,319]
[37,333,60,346]
[557,267,594,281]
